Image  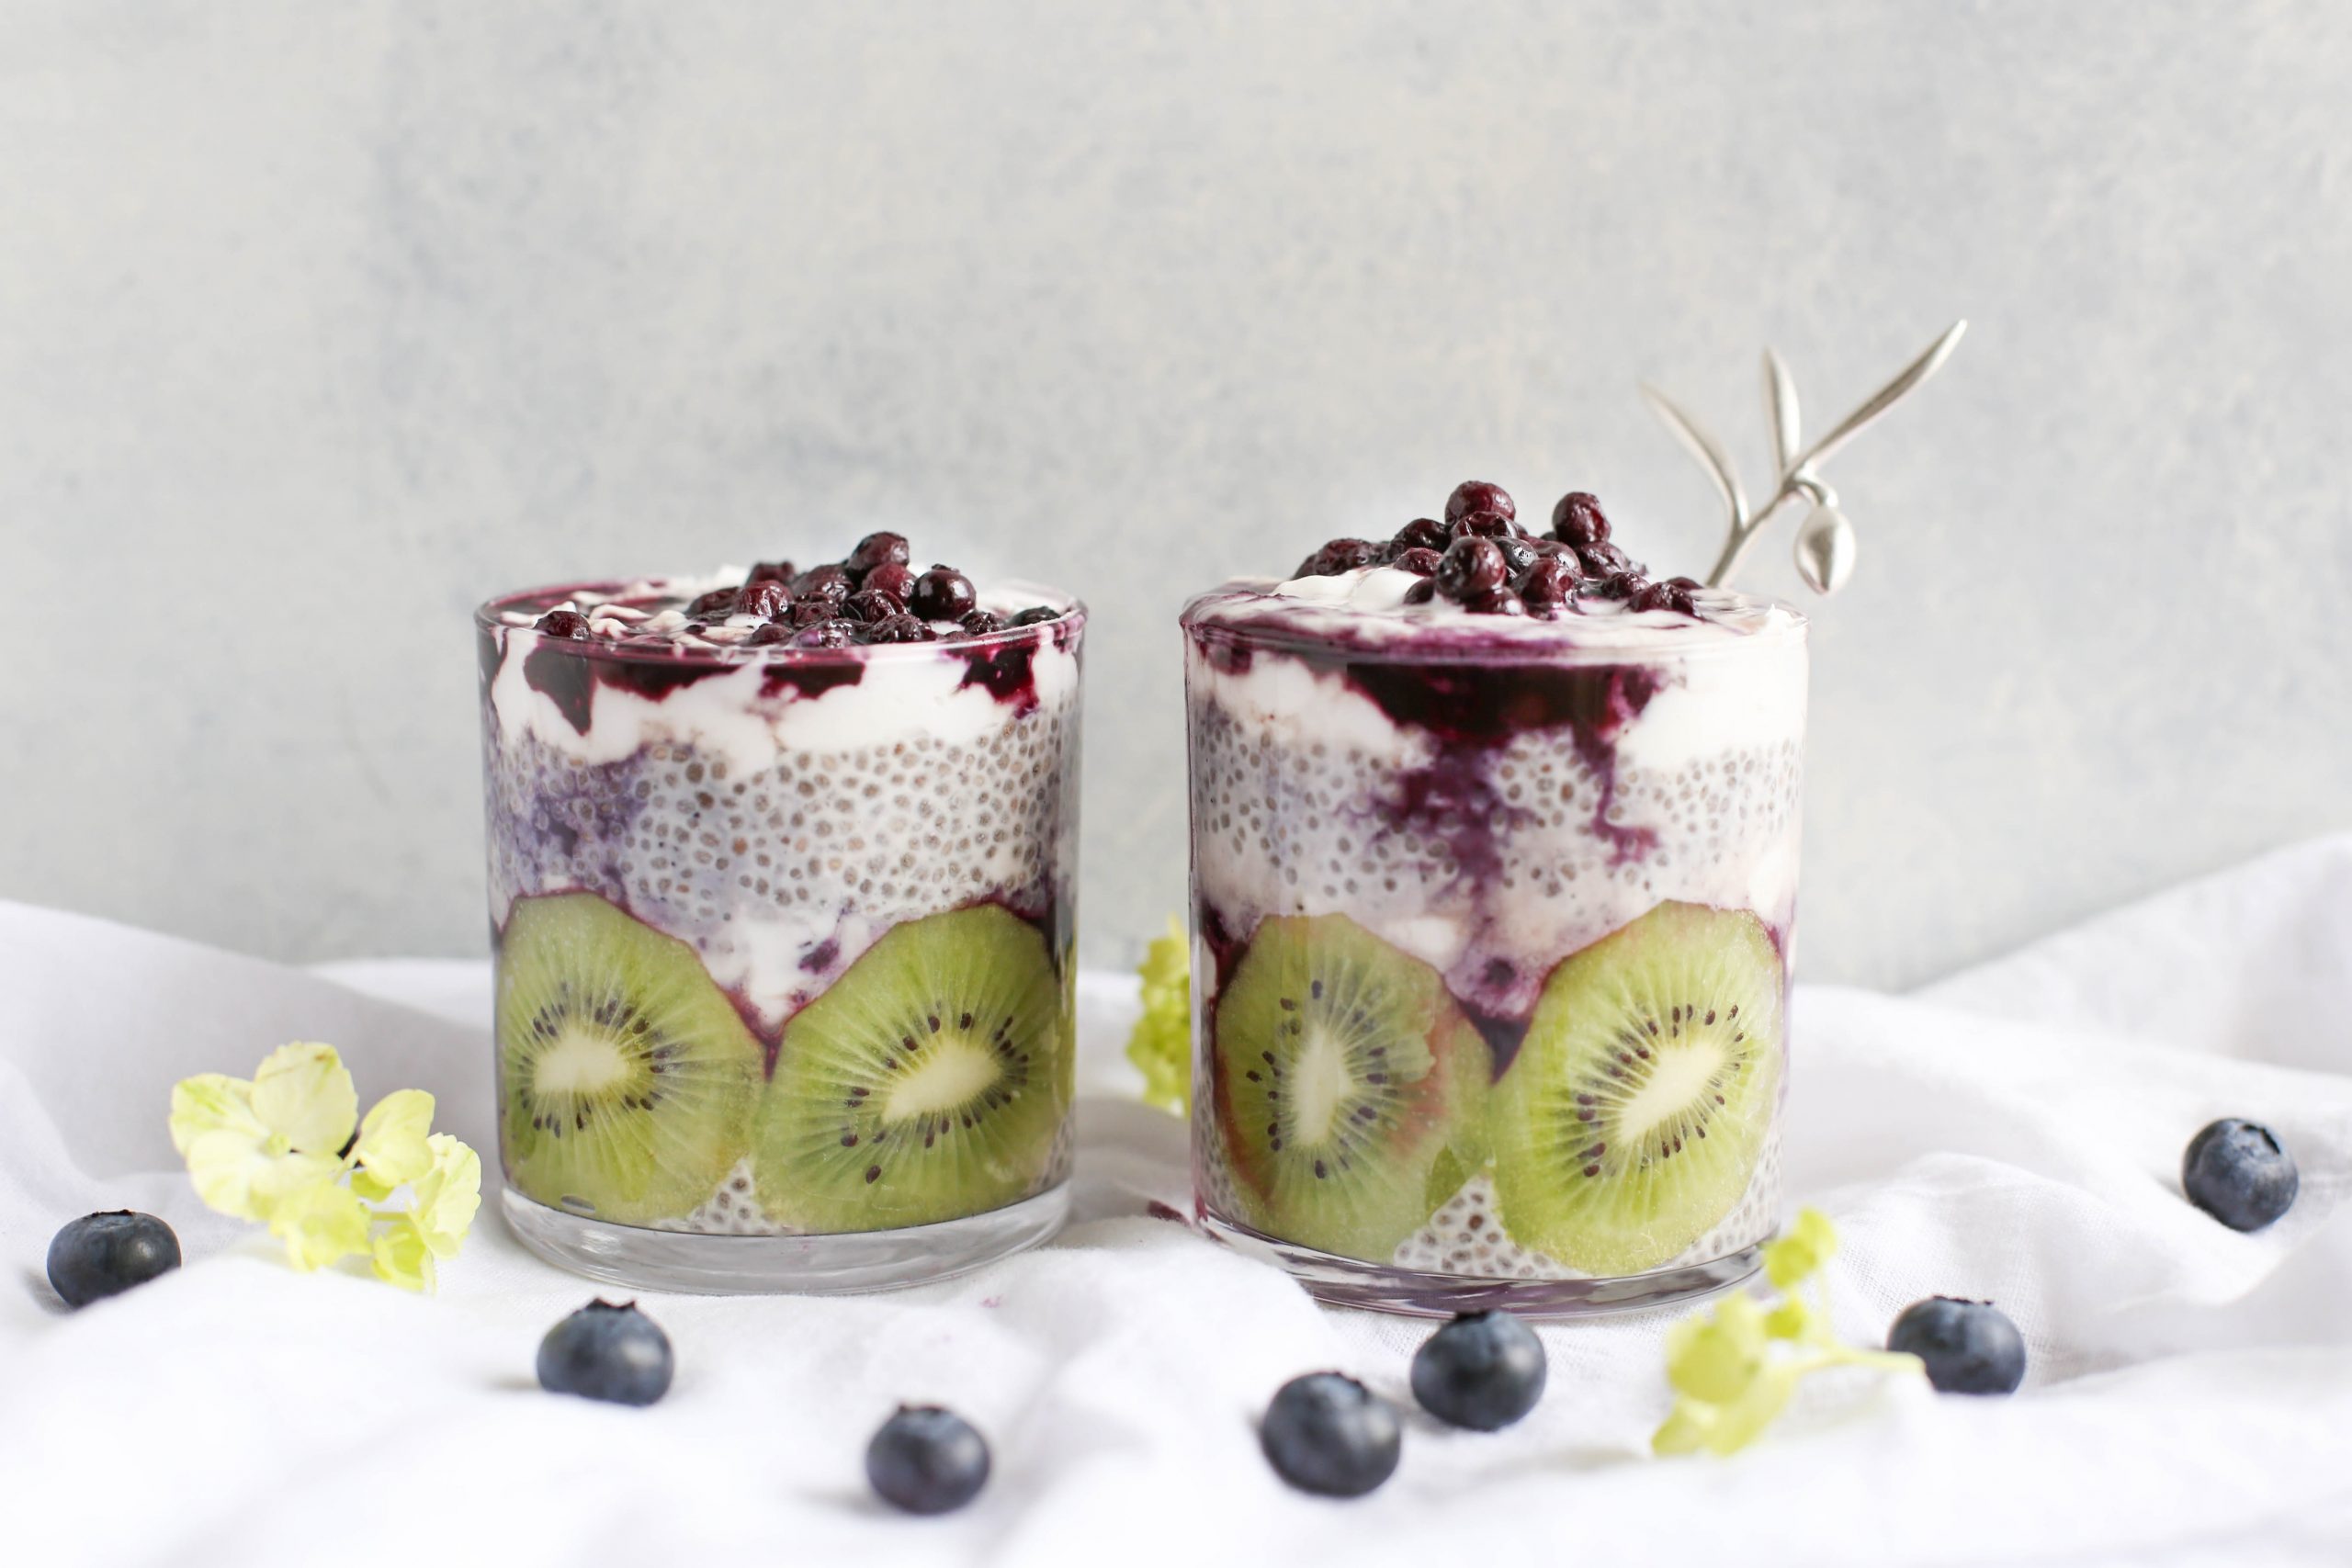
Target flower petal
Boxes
[370,1216,436,1293]
[410,1134,482,1258]
[169,1074,264,1156]
[267,1179,372,1272]
[356,1089,436,1187]
[253,1043,358,1156]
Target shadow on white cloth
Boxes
[4,838,2350,1566]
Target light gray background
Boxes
[6,2,2347,987]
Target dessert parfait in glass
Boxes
[477,536,1082,1292]
[1181,482,1805,1315]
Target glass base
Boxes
[502,1184,1071,1295]
[1198,1209,1763,1318]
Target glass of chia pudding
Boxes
[1182,481,1805,1315]
[476,537,1082,1293]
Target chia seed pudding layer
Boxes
[1182,562,1806,1283]
[478,572,1084,1237]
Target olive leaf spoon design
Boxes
[1640,321,1967,595]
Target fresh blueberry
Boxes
[795,562,853,600]
[746,559,797,585]
[46,1211,180,1307]
[866,1405,990,1515]
[1389,547,1443,578]
[1495,536,1538,579]
[1449,510,1518,539]
[1295,538,1382,579]
[1389,517,1452,557]
[1445,480,1516,526]
[739,579,793,620]
[1008,606,1061,627]
[1887,1298,2027,1394]
[537,1301,673,1406]
[845,531,910,581]
[1434,536,1508,601]
[1549,491,1611,546]
[842,588,902,624]
[686,586,740,618]
[2182,1119,2298,1232]
[909,566,978,622]
[795,619,858,649]
[1410,1310,1547,1431]
[861,560,917,605]
[958,609,1007,636]
[1516,555,1581,611]
[1464,586,1527,616]
[1260,1372,1399,1497]
[537,609,592,640]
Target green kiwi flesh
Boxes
[1212,913,1489,1263]
[1490,900,1783,1274]
[753,904,1069,1232]
[496,892,763,1225]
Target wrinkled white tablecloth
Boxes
[5,840,2350,1568]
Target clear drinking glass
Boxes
[1180,592,1805,1314]
[477,581,1084,1293]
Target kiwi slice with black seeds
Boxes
[496,892,763,1226]
[1490,900,1783,1274]
[1211,914,1489,1263]
[753,904,1069,1232]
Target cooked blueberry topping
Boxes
[1434,536,1508,600]
[1402,578,1437,604]
[795,619,857,649]
[537,609,592,639]
[1495,535,1538,579]
[739,579,793,619]
[1009,606,1062,627]
[1464,586,1527,616]
[795,563,853,602]
[1445,480,1516,526]
[845,531,910,580]
[1390,517,1452,556]
[686,586,740,617]
[1389,547,1443,577]
[1586,570,1644,601]
[861,560,917,604]
[859,613,935,644]
[746,622,796,646]
[910,566,978,622]
[746,559,796,584]
[960,609,1008,635]
[1295,538,1383,579]
[1516,555,1580,610]
[1449,510,1518,539]
[1550,490,1610,545]
[842,588,902,624]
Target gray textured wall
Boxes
[6,2,2347,988]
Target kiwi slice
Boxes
[1211,914,1490,1263]
[1490,901,1784,1274]
[753,905,1070,1232]
[496,893,763,1226]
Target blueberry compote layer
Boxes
[478,566,1084,1237]
[1182,482,1806,1285]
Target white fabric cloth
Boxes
[6,840,2351,1568]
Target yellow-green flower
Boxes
[168,1044,357,1222]
[172,1043,483,1292]
[268,1179,374,1272]
[1125,915,1193,1115]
